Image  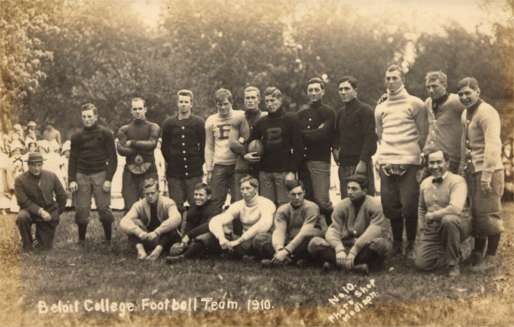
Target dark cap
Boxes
[347,174,368,189]
[26,152,44,164]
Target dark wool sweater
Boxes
[117,119,160,165]
[68,124,117,182]
[161,114,205,178]
[249,107,304,173]
[334,98,377,166]
[184,200,222,238]
[296,101,335,162]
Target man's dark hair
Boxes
[338,75,358,89]
[215,88,233,104]
[347,174,368,190]
[240,175,259,189]
[80,103,98,115]
[426,148,450,164]
[177,89,194,102]
[307,77,325,90]
[457,77,480,91]
[286,179,305,192]
[264,86,282,99]
[194,182,212,196]
[143,177,159,191]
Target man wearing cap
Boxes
[14,152,67,251]
[161,89,205,212]
[422,71,465,174]
[69,103,117,243]
[333,75,377,198]
[297,77,335,219]
[308,175,392,273]
[120,178,181,260]
[415,149,470,277]
[117,97,160,210]
[205,88,250,208]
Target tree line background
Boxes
[1,0,513,140]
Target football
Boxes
[248,139,264,156]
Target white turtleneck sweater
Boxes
[209,195,276,242]
[375,86,428,165]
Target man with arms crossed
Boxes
[117,97,160,210]
[69,103,117,243]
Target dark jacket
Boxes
[69,124,117,182]
[161,114,205,178]
[297,101,335,162]
[334,98,377,166]
[249,108,304,173]
[184,199,222,238]
[15,170,67,215]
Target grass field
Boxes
[0,203,513,327]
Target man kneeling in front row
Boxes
[260,180,327,267]
[308,175,392,273]
[120,178,181,260]
[415,149,470,277]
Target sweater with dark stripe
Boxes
[68,124,117,182]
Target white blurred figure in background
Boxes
[60,140,73,208]
[110,138,126,210]
[0,148,14,214]
[154,138,168,196]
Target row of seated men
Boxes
[15,149,470,277]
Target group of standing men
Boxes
[14,64,505,277]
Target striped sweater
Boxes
[375,87,428,165]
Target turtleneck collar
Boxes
[133,118,147,125]
[84,123,99,131]
[433,93,449,106]
[268,107,284,118]
[387,85,406,98]
[245,109,260,119]
[310,101,322,109]
[245,194,259,207]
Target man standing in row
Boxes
[205,88,249,208]
[375,64,428,257]
[333,76,377,198]
[161,89,205,212]
[297,77,335,219]
[423,71,465,173]
[117,97,160,211]
[15,152,67,251]
[246,87,304,205]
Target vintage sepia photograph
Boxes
[0,0,513,326]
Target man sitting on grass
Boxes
[308,175,392,273]
[208,176,276,259]
[260,179,327,267]
[119,178,181,260]
[415,149,470,277]
[166,182,221,263]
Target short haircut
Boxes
[143,177,159,191]
[457,77,480,91]
[177,89,194,102]
[286,179,305,192]
[338,75,358,89]
[426,148,450,163]
[240,175,259,189]
[264,86,282,99]
[425,71,448,88]
[80,103,97,115]
[193,182,212,196]
[214,88,233,104]
[347,174,368,190]
[131,97,146,106]
[386,64,403,79]
[307,77,325,90]
[244,86,261,98]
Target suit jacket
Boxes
[14,170,67,215]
